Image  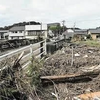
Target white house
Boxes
[8,24,47,40]
[9,26,25,40]
[0,30,9,39]
[25,24,47,39]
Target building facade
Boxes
[9,26,25,40]
[0,30,9,39]
[88,28,100,40]
[25,24,47,39]
[8,24,47,40]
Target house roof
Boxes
[0,30,9,33]
[89,28,100,34]
[74,29,88,35]
[75,29,88,33]
[74,31,87,35]
[9,26,25,31]
[74,32,87,35]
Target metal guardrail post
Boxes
[30,44,33,58]
[44,39,47,55]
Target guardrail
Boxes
[0,39,46,70]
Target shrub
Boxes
[28,57,44,87]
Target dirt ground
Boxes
[39,43,100,100]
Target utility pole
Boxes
[62,20,65,32]
[41,22,42,33]
[73,22,76,32]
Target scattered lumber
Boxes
[74,91,100,100]
[41,65,100,83]
[40,73,96,83]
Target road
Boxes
[0,46,28,56]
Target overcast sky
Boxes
[0,0,100,29]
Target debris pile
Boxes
[0,52,39,100]
[40,44,100,100]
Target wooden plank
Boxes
[41,65,100,83]
[74,92,100,100]
[40,73,98,83]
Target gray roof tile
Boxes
[9,26,25,31]
[89,28,100,34]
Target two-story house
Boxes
[25,24,47,39]
[9,26,25,40]
[8,24,47,40]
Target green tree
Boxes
[49,26,64,36]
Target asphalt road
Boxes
[0,46,27,56]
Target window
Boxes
[15,31,17,33]
[36,31,41,35]
[28,31,36,36]
[36,31,44,36]
[19,31,22,33]
[27,31,44,36]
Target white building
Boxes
[9,26,25,40]
[8,24,47,40]
[0,30,9,39]
[25,24,47,39]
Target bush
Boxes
[28,58,44,87]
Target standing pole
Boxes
[30,44,33,59]
[45,39,47,55]
[41,22,42,33]
[62,20,65,32]
[73,22,76,32]
[71,46,74,66]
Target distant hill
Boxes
[0,21,40,30]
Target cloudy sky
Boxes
[0,0,100,28]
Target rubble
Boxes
[40,44,100,100]
[74,53,80,57]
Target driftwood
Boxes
[74,91,100,100]
[41,65,100,83]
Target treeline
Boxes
[0,21,40,30]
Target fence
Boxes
[0,39,46,70]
